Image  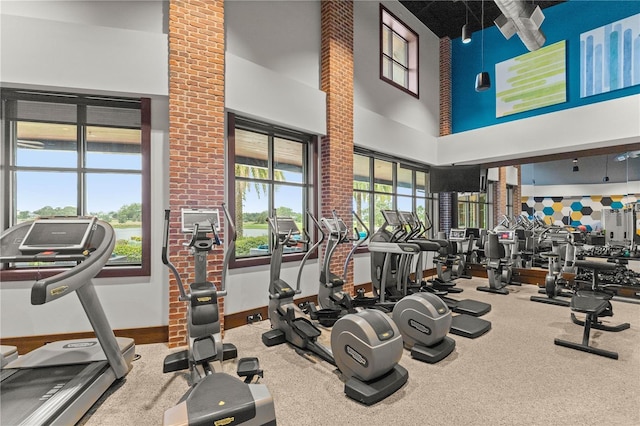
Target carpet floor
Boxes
[80,277,640,426]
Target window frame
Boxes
[380,4,419,98]
[0,89,151,281]
[456,183,494,230]
[353,149,439,241]
[226,113,318,269]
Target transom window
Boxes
[1,89,150,280]
[380,4,419,97]
[228,114,316,268]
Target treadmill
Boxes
[0,217,135,426]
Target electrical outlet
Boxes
[247,313,263,324]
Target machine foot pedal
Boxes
[262,329,287,347]
[411,336,456,363]
[163,349,189,373]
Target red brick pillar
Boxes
[168,0,225,348]
[494,167,508,225]
[320,0,354,294]
[514,165,522,216]
[438,37,453,234]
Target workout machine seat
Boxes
[554,260,630,360]
[478,233,510,295]
[554,294,619,359]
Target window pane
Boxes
[392,32,408,65]
[374,159,393,193]
[397,167,412,195]
[235,180,270,258]
[353,191,370,234]
[87,127,141,170]
[354,154,370,190]
[87,105,141,127]
[392,62,408,87]
[235,129,269,180]
[16,171,77,218]
[15,100,77,123]
[374,193,393,232]
[382,56,392,80]
[416,172,426,197]
[274,137,303,184]
[87,173,142,265]
[275,184,305,253]
[16,122,77,167]
[397,195,412,212]
[382,25,391,55]
[415,197,426,223]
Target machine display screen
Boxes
[19,218,97,254]
[181,209,220,233]
[381,210,401,227]
[449,229,467,241]
[497,231,515,243]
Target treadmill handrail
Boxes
[30,220,115,305]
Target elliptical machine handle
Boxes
[219,203,236,297]
[162,209,188,301]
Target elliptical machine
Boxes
[261,213,408,405]
[162,205,276,426]
[306,210,457,363]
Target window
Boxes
[353,151,438,238]
[457,185,494,230]
[1,89,150,280]
[228,114,316,268]
[380,4,419,97]
[506,185,514,218]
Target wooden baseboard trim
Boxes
[1,326,168,355]
[2,283,377,354]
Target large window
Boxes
[228,114,316,267]
[380,4,419,97]
[353,151,438,238]
[457,187,494,230]
[1,90,150,279]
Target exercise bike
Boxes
[162,205,276,425]
[261,213,408,405]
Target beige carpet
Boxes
[81,278,640,426]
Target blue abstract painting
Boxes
[580,13,640,98]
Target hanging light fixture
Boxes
[603,155,610,182]
[475,0,491,91]
[462,1,471,44]
[572,158,579,172]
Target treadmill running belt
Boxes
[1,363,105,425]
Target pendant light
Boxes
[475,0,491,91]
[603,155,610,182]
[462,1,471,44]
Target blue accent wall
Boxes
[451,0,640,133]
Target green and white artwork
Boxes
[495,41,567,118]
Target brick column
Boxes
[514,165,522,215]
[168,0,225,348]
[320,0,354,294]
[494,166,508,225]
[438,37,453,234]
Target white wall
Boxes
[437,96,640,166]
[0,1,170,338]
[353,0,440,163]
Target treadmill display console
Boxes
[19,217,97,254]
